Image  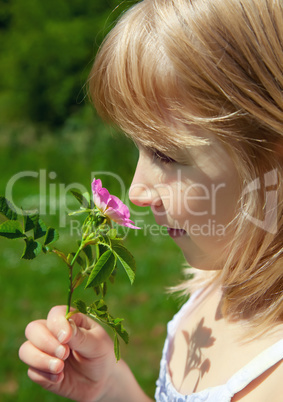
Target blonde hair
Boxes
[89,0,283,335]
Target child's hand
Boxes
[19,306,118,402]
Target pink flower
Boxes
[91,178,140,229]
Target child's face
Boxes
[129,136,241,270]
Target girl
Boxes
[19,0,283,401]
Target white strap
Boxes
[226,339,283,395]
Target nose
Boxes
[129,153,162,208]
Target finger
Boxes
[19,341,64,375]
[25,320,69,360]
[27,367,64,386]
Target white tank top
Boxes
[155,289,283,401]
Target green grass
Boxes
[0,121,187,401]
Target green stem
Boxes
[65,244,84,317]
[65,215,103,317]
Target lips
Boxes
[167,228,187,238]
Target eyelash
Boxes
[151,149,176,164]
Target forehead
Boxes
[128,120,212,156]
[189,137,237,176]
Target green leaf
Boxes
[52,249,69,265]
[42,246,49,254]
[70,190,90,208]
[25,214,47,240]
[95,299,107,309]
[33,217,47,240]
[95,299,108,315]
[109,269,117,284]
[24,214,38,232]
[83,238,99,247]
[0,220,25,239]
[85,250,116,288]
[44,227,59,246]
[68,252,84,267]
[92,286,101,296]
[73,299,87,315]
[96,243,110,259]
[87,300,108,318]
[113,318,124,324]
[114,333,120,361]
[113,245,136,284]
[67,253,85,268]
[113,320,129,344]
[102,281,107,297]
[0,197,17,220]
[82,192,91,206]
[72,272,86,289]
[107,228,117,239]
[82,244,93,265]
[21,238,42,259]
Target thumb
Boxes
[47,306,114,359]
[67,316,114,360]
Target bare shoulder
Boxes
[233,358,283,401]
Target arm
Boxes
[19,306,153,402]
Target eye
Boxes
[151,149,176,164]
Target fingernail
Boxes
[55,345,66,360]
[69,319,77,336]
[49,374,59,383]
[49,359,60,373]
[57,330,67,343]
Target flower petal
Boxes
[92,178,110,212]
[91,178,140,229]
[122,220,141,229]
[106,208,140,229]
[108,195,130,219]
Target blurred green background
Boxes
[0,1,186,400]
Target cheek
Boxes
[163,179,239,227]
[182,184,215,219]
[162,182,222,221]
